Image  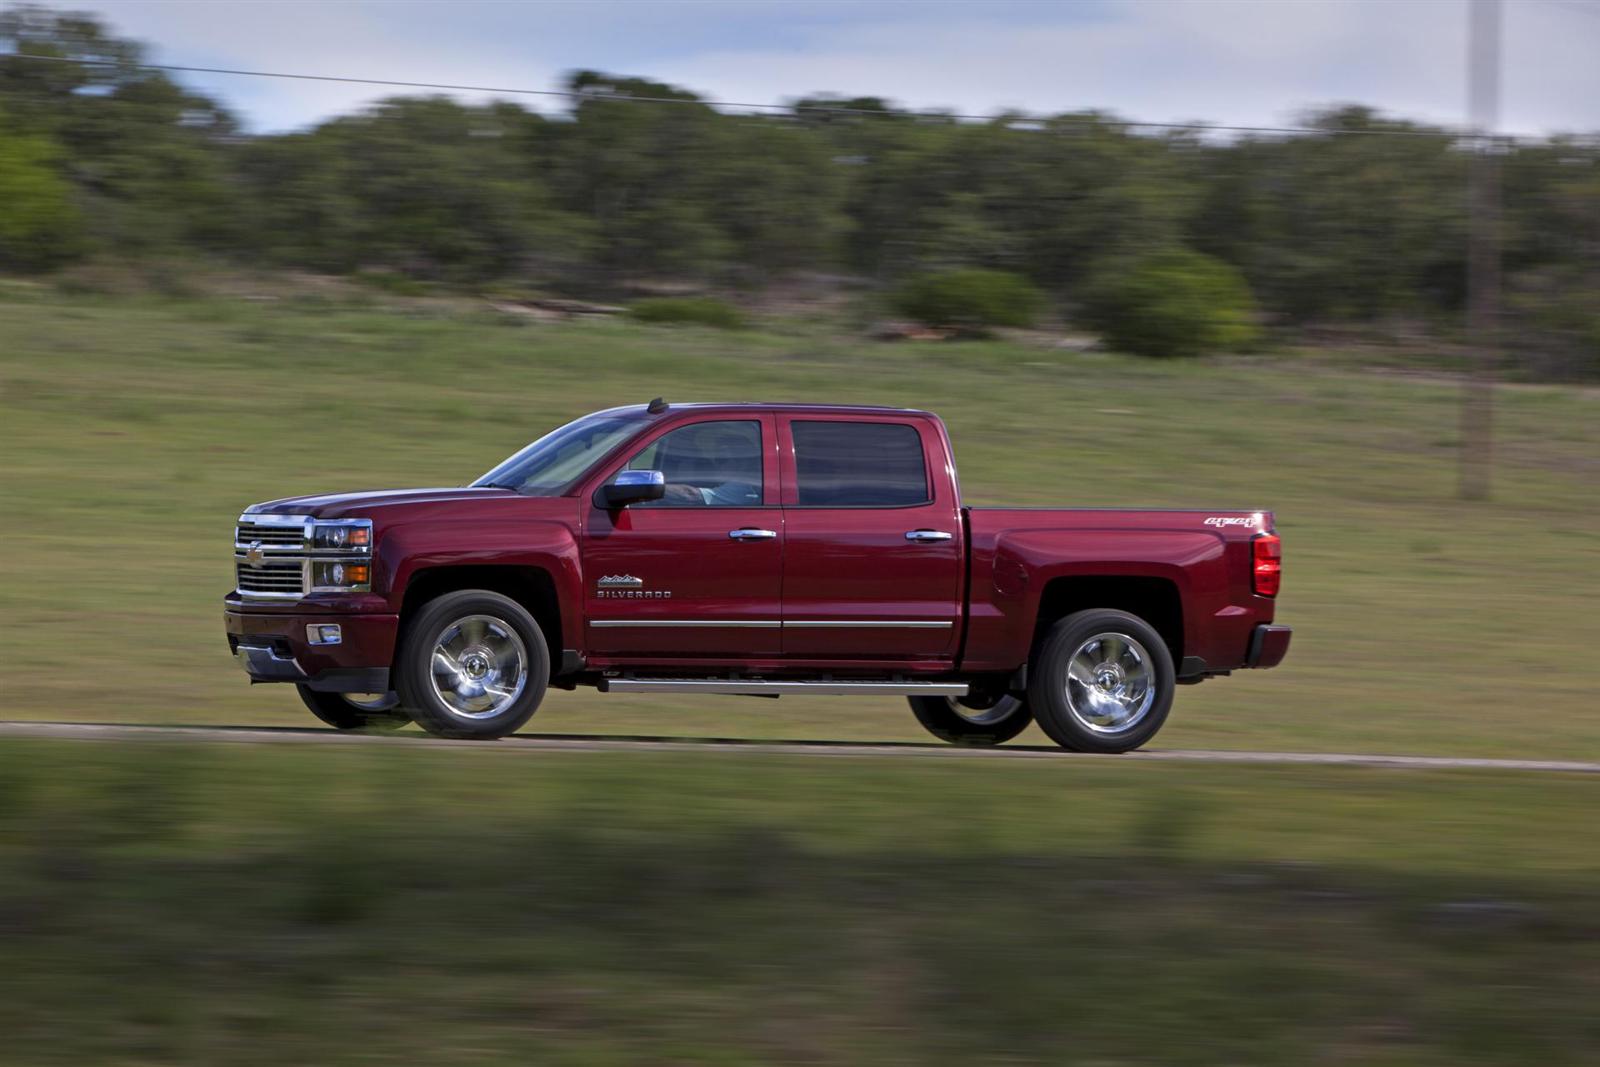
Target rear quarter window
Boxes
[791,421,930,507]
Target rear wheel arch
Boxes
[1031,574,1184,665]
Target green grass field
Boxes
[2,287,1598,1064]
[2,287,1596,756]
[0,739,1596,1066]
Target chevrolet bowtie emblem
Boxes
[597,575,643,589]
[244,540,266,565]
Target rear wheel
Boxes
[395,590,550,740]
[296,686,411,731]
[908,690,1033,746]
[1028,609,1175,754]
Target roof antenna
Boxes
[646,397,669,414]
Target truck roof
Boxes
[600,401,938,418]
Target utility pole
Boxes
[1460,0,1500,501]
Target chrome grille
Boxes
[235,513,312,599]
[233,512,372,600]
[236,521,307,547]
[235,559,307,596]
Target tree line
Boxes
[1,6,1597,373]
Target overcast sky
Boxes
[32,0,1600,135]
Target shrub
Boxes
[630,296,747,329]
[1507,271,1600,381]
[1081,249,1261,358]
[894,269,1045,330]
[354,269,432,297]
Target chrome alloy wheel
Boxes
[946,693,1024,726]
[1063,632,1156,734]
[428,614,528,720]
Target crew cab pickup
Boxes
[224,402,1290,750]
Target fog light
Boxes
[306,624,342,646]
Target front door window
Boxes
[609,420,763,507]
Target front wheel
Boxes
[296,686,412,731]
[1028,609,1175,754]
[908,691,1033,746]
[395,590,550,740]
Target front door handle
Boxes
[905,529,954,542]
[729,528,778,540]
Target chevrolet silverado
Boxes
[225,401,1290,750]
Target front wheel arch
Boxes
[397,564,562,664]
[395,588,551,740]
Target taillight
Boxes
[1253,533,1281,597]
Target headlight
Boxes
[309,520,373,592]
[312,522,371,550]
[312,561,370,592]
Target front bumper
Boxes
[1245,624,1293,669]
[225,605,399,692]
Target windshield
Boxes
[472,412,649,496]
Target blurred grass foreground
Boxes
[1,740,1597,1066]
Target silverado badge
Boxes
[596,574,669,598]
[244,540,265,565]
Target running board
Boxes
[601,678,969,697]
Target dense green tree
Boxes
[1500,137,1600,377]
[3,5,1600,374]
[1186,107,1466,323]
[0,102,81,268]
[238,97,587,280]
[543,72,729,281]
[1,4,238,255]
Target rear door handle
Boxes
[905,529,954,542]
[729,528,778,540]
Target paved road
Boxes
[3,721,1597,774]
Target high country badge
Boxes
[596,575,671,598]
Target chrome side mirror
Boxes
[598,469,666,508]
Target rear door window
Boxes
[791,421,930,507]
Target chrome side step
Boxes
[601,678,969,697]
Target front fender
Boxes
[377,518,585,654]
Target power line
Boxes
[2,50,1482,140]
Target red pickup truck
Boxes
[225,401,1289,750]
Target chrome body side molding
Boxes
[588,619,952,629]
[600,678,970,696]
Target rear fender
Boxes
[969,529,1222,671]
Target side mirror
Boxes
[598,469,666,508]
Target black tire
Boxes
[908,691,1033,746]
[296,685,412,731]
[395,590,550,740]
[1028,609,1175,754]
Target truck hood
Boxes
[245,487,523,519]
